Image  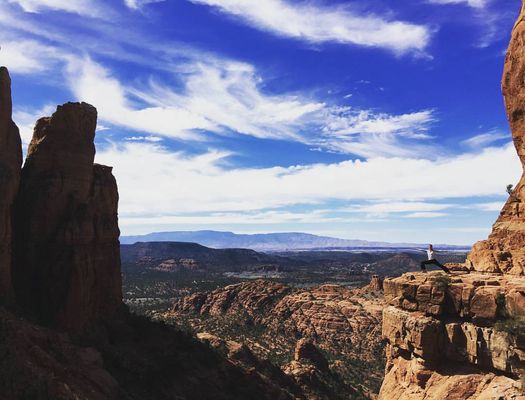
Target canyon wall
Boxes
[0,67,22,304]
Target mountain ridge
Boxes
[121,230,469,251]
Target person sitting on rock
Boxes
[419,244,450,273]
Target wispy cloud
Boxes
[470,201,506,211]
[403,212,447,218]
[124,0,166,10]
[461,130,509,148]
[345,201,451,214]
[427,0,488,9]
[64,56,435,157]
[7,0,111,18]
[188,0,432,54]
[0,39,67,74]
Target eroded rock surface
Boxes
[0,67,22,304]
[467,1,525,275]
[167,279,385,398]
[13,102,122,332]
[379,272,525,399]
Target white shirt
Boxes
[427,249,435,260]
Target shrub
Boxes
[433,275,451,290]
[494,317,525,337]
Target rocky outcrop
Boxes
[369,274,383,291]
[466,1,525,275]
[172,280,384,363]
[379,272,525,399]
[13,103,122,332]
[293,339,329,373]
[167,280,385,398]
[0,67,22,304]
[0,306,118,399]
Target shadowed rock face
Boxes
[13,102,122,332]
[467,2,525,275]
[0,67,22,304]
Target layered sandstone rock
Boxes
[0,67,22,304]
[379,272,525,399]
[13,102,122,332]
[467,1,525,275]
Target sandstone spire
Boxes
[13,102,122,332]
[467,2,525,275]
[0,67,22,304]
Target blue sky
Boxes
[0,0,521,244]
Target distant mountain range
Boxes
[120,230,470,251]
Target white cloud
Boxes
[188,0,431,54]
[65,57,435,157]
[95,142,521,221]
[322,108,435,157]
[462,131,509,148]
[66,58,210,141]
[470,201,506,211]
[0,39,65,74]
[125,135,164,142]
[124,0,165,10]
[7,0,109,17]
[427,0,488,8]
[403,212,447,218]
[346,201,452,214]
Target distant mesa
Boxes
[121,230,469,252]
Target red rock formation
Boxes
[379,272,525,399]
[369,274,383,291]
[13,102,122,332]
[293,338,329,373]
[0,67,22,304]
[467,1,525,275]
[168,280,385,398]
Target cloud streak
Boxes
[188,0,431,54]
[95,141,521,219]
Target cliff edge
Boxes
[379,3,525,398]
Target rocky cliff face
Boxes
[0,67,22,304]
[379,3,525,398]
[467,1,525,275]
[379,272,525,399]
[12,102,122,332]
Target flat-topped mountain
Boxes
[121,241,294,272]
[121,230,468,251]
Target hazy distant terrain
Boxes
[121,230,471,251]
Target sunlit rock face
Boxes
[379,4,525,398]
[379,272,525,400]
[467,2,525,275]
[0,67,22,305]
[13,102,122,332]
